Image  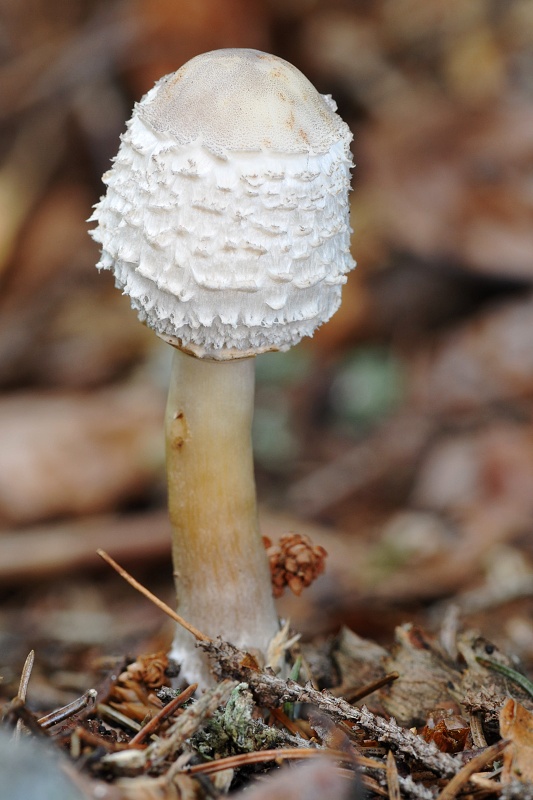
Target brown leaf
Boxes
[0,382,164,526]
[379,624,463,726]
[411,295,533,415]
[357,96,533,279]
[500,698,533,783]
[331,627,388,703]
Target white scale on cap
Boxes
[90,48,355,360]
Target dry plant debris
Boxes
[3,557,533,799]
[264,532,328,598]
[500,698,533,783]
[4,1,533,798]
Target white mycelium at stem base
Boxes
[90,48,355,684]
[166,349,276,687]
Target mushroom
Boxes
[90,48,354,686]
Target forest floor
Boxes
[3,0,533,797]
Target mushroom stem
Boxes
[165,347,279,685]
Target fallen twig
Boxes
[14,650,35,738]
[38,690,97,730]
[179,746,342,776]
[2,697,50,738]
[97,549,210,642]
[128,683,197,747]
[386,749,401,800]
[332,670,399,702]
[435,739,509,800]
[101,680,238,775]
[96,552,461,780]
[201,639,461,777]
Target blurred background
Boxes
[2,0,533,704]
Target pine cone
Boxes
[264,533,327,598]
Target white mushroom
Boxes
[90,48,355,686]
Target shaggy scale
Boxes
[90,49,354,359]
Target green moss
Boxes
[191,683,287,758]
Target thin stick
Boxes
[335,671,399,703]
[470,712,488,749]
[4,697,49,737]
[17,649,35,700]
[71,725,127,754]
[202,638,461,777]
[435,739,509,800]
[386,750,401,800]
[15,649,35,738]
[269,706,309,738]
[177,747,347,777]
[38,689,97,730]
[97,703,142,732]
[129,684,198,747]
[96,549,210,642]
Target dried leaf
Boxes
[331,627,388,701]
[411,296,533,415]
[500,698,533,783]
[0,382,164,526]
[380,624,462,726]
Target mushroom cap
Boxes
[90,48,355,359]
